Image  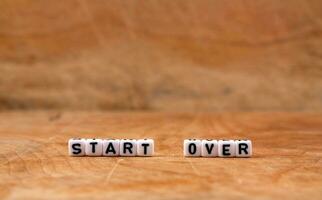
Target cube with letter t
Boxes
[137,139,154,156]
[85,139,103,156]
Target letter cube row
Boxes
[184,139,252,157]
[68,138,154,157]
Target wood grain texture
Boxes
[1,0,322,111]
[0,112,321,200]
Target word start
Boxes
[68,139,154,157]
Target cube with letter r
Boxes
[120,139,137,156]
[235,140,252,157]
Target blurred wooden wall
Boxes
[1,0,322,111]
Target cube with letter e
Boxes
[218,140,236,157]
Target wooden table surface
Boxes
[0,112,321,200]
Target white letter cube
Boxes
[201,139,218,157]
[137,139,154,156]
[68,138,86,156]
[120,139,137,156]
[102,139,120,156]
[235,140,252,157]
[218,140,236,157]
[85,139,103,156]
[184,139,201,157]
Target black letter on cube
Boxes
[106,143,117,154]
[123,142,133,154]
[72,143,82,154]
[189,143,197,154]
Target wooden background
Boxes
[0,112,321,199]
[1,0,322,111]
[1,1,322,199]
